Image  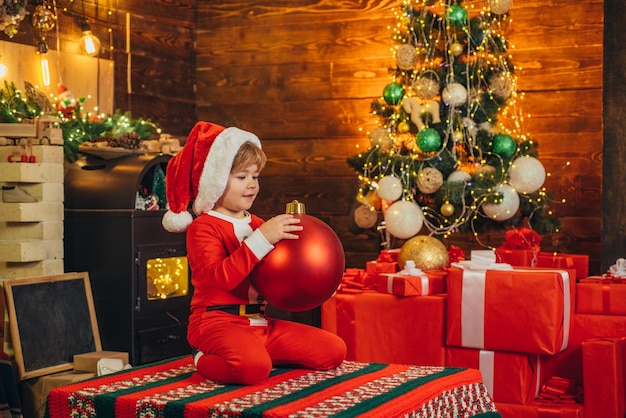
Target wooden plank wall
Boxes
[196,0,604,273]
[9,0,197,138]
[7,0,605,273]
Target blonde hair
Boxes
[231,141,267,173]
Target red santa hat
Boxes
[162,121,261,233]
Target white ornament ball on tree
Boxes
[508,156,546,194]
[376,175,403,202]
[416,167,444,194]
[384,200,424,239]
[488,0,513,15]
[396,44,418,71]
[482,184,520,221]
[447,170,471,184]
[442,82,468,106]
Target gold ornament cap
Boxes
[285,200,306,214]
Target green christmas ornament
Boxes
[383,82,406,105]
[446,5,468,25]
[492,134,517,157]
[416,128,442,153]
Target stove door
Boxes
[135,244,192,364]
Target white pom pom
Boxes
[162,210,193,233]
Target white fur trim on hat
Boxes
[192,127,262,215]
[162,210,194,233]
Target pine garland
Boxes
[0,81,160,162]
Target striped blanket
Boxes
[46,357,501,417]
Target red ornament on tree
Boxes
[251,200,345,312]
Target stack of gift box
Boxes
[322,243,626,418]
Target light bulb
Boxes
[37,41,51,87]
[40,56,50,87]
[0,63,7,78]
[80,30,101,57]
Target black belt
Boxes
[205,304,266,317]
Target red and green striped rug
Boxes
[46,356,501,417]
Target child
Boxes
[162,122,346,385]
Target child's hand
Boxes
[259,214,303,244]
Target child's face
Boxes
[214,164,261,218]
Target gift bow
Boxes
[608,258,626,278]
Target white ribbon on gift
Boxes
[609,258,626,278]
[388,260,430,294]
[452,250,513,348]
[479,350,495,395]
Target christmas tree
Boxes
[348,0,561,244]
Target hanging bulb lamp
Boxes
[79,20,101,57]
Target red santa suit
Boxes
[162,122,346,385]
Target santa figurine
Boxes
[57,84,77,117]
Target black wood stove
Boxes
[64,153,192,366]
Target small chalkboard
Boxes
[4,272,102,380]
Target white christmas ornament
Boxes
[442,83,468,106]
[482,184,520,221]
[488,0,513,15]
[376,175,403,202]
[508,156,546,194]
[447,170,471,184]
[384,200,424,239]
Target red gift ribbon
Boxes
[535,376,583,405]
[602,284,611,314]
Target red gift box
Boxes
[575,277,626,315]
[495,249,589,279]
[582,337,626,418]
[571,313,626,345]
[321,291,446,366]
[378,248,400,262]
[377,270,446,296]
[495,247,539,267]
[365,260,398,280]
[445,347,539,404]
[496,402,584,418]
[446,267,576,355]
[535,253,589,280]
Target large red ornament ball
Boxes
[251,210,345,312]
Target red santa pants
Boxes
[187,311,346,385]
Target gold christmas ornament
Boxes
[396,44,418,71]
[398,235,449,270]
[441,201,455,216]
[354,204,379,229]
[449,42,464,56]
[397,121,411,133]
[416,167,444,194]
